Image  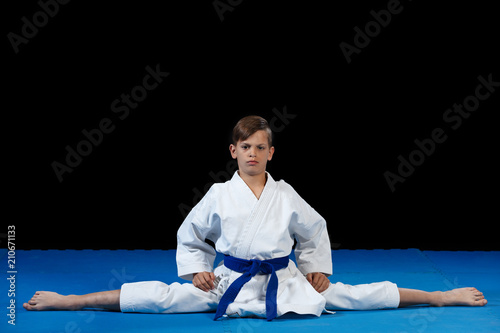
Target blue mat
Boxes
[1,249,499,332]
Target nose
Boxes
[249,147,257,157]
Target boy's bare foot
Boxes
[432,287,487,307]
[23,291,83,311]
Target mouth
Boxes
[247,161,258,165]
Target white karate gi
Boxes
[120,172,400,317]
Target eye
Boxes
[241,145,249,150]
[258,146,265,150]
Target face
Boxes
[229,130,275,177]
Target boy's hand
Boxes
[306,272,330,293]
[193,272,216,292]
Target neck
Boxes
[238,171,267,198]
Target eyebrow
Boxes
[240,142,267,146]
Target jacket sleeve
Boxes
[176,186,221,281]
[290,192,332,276]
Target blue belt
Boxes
[214,255,289,321]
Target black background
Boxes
[4,1,499,250]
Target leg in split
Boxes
[398,287,487,307]
[23,281,488,313]
[23,281,219,313]
[322,281,487,311]
[23,290,121,311]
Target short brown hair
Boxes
[232,115,273,146]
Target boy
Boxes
[24,116,487,319]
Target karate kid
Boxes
[24,116,487,319]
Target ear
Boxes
[229,144,237,159]
[267,146,275,161]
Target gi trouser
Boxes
[119,280,400,315]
